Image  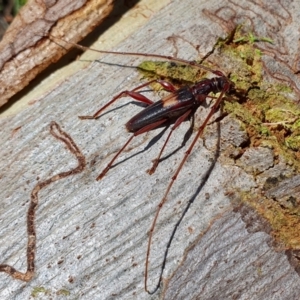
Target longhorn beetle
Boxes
[52,36,233,294]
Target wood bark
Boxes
[0,0,114,106]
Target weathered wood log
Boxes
[0,0,300,299]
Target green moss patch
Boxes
[137,25,300,250]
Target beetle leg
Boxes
[147,109,192,175]
[97,118,168,180]
[79,80,177,120]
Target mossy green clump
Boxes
[57,289,71,296]
[205,27,300,249]
[31,287,50,298]
[239,190,300,249]
[214,26,300,170]
[31,287,71,298]
[137,61,208,91]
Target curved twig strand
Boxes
[0,121,86,281]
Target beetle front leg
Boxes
[79,79,177,120]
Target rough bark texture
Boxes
[0,0,300,299]
[0,0,114,106]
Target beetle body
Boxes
[126,76,228,132]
